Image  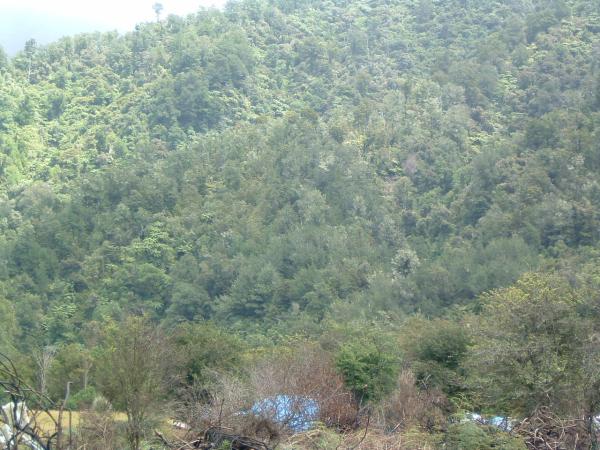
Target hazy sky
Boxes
[1,0,227,55]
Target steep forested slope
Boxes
[2,0,600,350]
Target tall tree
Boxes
[97,317,172,450]
[153,3,164,22]
[24,38,36,82]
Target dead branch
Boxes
[0,351,63,450]
[153,426,271,450]
[514,407,593,450]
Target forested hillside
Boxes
[2,0,600,448]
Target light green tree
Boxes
[467,273,591,418]
[97,317,172,450]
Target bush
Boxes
[67,386,98,410]
[466,273,591,417]
[400,317,470,397]
[173,321,247,386]
[445,423,525,450]
[335,339,399,403]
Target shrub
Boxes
[400,317,470,397]
[66,386,97,410]
[444,423,525,450]
[467,273,591,417]
[335,339,399,403]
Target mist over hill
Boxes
[0,11,110,55]
[0,0,226,55]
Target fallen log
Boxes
[155,426,270,450]
[204,426,270,450]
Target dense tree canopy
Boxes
[2,2,600,446]
[2,0,600,349]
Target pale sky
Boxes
[1,0,228,55]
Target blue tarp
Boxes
[488,416,513,431]
[251,395,319,432]
[463,412,514,431]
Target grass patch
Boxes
[32,410,128,434]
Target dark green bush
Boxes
[335,339,399,403]
[66,386,98,410]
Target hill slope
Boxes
[1,0,600,347]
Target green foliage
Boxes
[467,273,592,417]
[217,441,233,450]
[66,386,98,410]
[0,4,600,446]
[97,317,171,450]
[0,46,7,69]
[335,338,399,403]
[402,318,470,397]
[444,423,526,450]
[1,0,599,340]
[0,297,17,353]
[172,321,246,386]
[48,343,94,400]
